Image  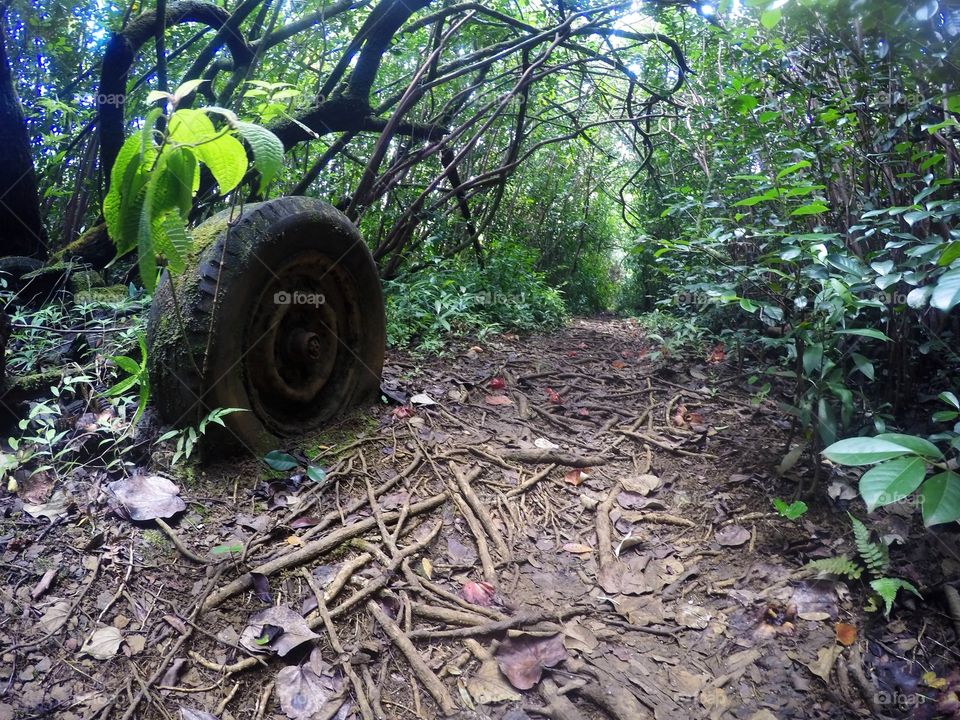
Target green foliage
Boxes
[849,514,889,577]
[156,407,247,466]
[807,556,862,579]
[105,333,150,424]
[869,578,922,617]
[823,427,959,527]
[103,83,283,291]
[383,249,567,353]
[772,498,808,520]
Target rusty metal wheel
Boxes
[147,196,385,453]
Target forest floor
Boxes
[2,317,960,720]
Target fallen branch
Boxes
[616,429,717,459]
[497,449,612,467]
[202,492,448,611]
[367,599,458,716]
[407,607,581,640]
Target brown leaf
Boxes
[276,662,342,720]
[610,360,627,369]
[239,605,320,657]
[714,524,751,547]
[30,569,56,600]
[835,622,857,646]
[495,634,567,690]
[561,543,592,554]
[465,658,521,704]
[564,468,584,486]
[107,475,185,521]
[484,394,513,406]
[180,709,218,720]
[545,388,562,405]
[621,473,660,496]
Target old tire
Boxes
[147,196,385,453]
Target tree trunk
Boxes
[0,9,47,259]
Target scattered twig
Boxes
[155,518,210,564]
[497,449,612,467]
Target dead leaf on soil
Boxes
[447,536,478,565]
[714,524,751,547]
[675,603,711,629]
[613,595,666,626]
[562,543,592,555]
[835,622,857,646]
[30,569,56,599]
[668,667,708,697]
[239,605,320,657]
[37,599,70,635]
[276,649,345,720]
[621,473,660,495]
[180,709,218,720]
[23,490,72,521]
[564,468,585,486]
[19,471,55,504]
[806,645,842,681]
[495,633,567,690]
[489,377,506,390]
[562,621,598,654]
[533,437,559,450]
[107,475,186,521]
[700,686,730,720]
[410,393,436,406]
[80,626,123,660]
[545,388,562,404]
[461,581,496,606]
[484,395,513,406]
[465,658,522,704]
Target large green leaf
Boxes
[859,456,926,512]
[194,133,247,194]
[834,328,892,342]
[235,121,284,194]
[920,471,960,526]
[822,437,914,466]
[931,267,960,312]
[874,433,943,460]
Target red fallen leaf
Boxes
[611,360,627,369]
[564,468,583,486]
[706,343,726,364]
[671,404,688,428]
[636,347,648,359]
[621,349,633,358]
[685,411,705,425]
[290,516,322,529]
[576,408,590,417]
[461,581,496,606]
[565,351,578,358]
[392,406,414,419]
[485,395,513,406]
[495,634,568,690]
[835,622,857,646]
[489,377,506,390]
[545,388,562,405]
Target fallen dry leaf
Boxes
[545,388,562,405]
[621,473,660,496]
[391,406,414,419]
[564,468,584,486]
[714,524,750,547]
[561,543,592,554]
[489,377,506,390]
[611,360,626,369]
[495,634,567,690]
[706,344,726,363]
[107,475,185,521]
[806,644,842,681]
[180,709,218,720]
[484,394,513,406]
[421,558,433,580]
[461,581,496,606]
[562,621,598,654]
[80,626,123,660]
[465,658,521,704]
[276,650,344,720]
[835,622,857,646]
[239,605,320,657]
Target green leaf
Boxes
[306,465,327,484]
[772,498,808,519]
[194,133,247,194]
[938,391,960,410]
[802,343,823,375]
[173,79,208,103]
[931,268,960,312]
[938,242,960,267]
[791,202,829,216]
[146,90,173,105]
[822,437,914,465]
[920,471,960,526]
[869,578,921,616]
[859,456,927,512]
[850,353,875,380]
[903,210,931,226]
[234,121,284,194]
[776,160,811,180]
[760,8,781,28]
[263,450,298,471]
[834,328,892,342]
[874,433,943,460]
[211,543,244,555]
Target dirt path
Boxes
[2,318,957,720]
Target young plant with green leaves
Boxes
[822,402,960,527]
[808,514,921,616]
[103,80,284,291]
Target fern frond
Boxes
[807,555,863,579]
[849,514,889,576]
[869,578,922,616]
